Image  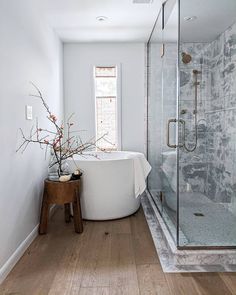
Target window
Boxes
[94,66,119,150]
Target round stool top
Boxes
[45,178,80,184]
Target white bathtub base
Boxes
[68,151,144,220]
[83,203,141,221]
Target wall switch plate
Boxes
[26,105,33,120]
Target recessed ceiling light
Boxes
[96,16,108,22]
[184,16,197,22]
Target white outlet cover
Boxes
[26,105,33,120]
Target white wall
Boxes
[63,43,145,153]
[0,0,63,279]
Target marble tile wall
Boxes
[179,42,210,194]
[179,21,236,209]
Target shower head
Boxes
[182,52,192,64]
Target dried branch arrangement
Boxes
[17,83,108,177]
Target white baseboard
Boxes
[0,204,57,285]
[0,224,39,285]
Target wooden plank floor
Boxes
[0,207,236,295]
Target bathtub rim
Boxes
[70,150,143,163]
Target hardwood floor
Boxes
[0,207,236,295]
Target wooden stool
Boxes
[39,179,83,234]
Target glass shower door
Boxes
[147,0,179,243]
[178,0,236,248]
[147,8,163,210]
[160,0,179,243]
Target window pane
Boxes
[96,97,117,149]
[95,66,118,150]
[95,77,116,97]
[95,67,116,77]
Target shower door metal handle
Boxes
[179,119,185,148]
[167,118,177,148]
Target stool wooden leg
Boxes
[64,203,71,223]
[73,188,83,233]
[39,190,50,234]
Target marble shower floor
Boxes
[142,192,236,272]
[150,190,236,247]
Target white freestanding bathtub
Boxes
[68,151,145,220]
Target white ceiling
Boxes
[42,0,162,43]
[42,0,236,44]
[180,0,236,42]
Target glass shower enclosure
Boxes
[147,0,236,248]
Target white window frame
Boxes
[93,64,122,150]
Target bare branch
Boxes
[18,84,110,176]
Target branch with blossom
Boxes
[17,83,113,177]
